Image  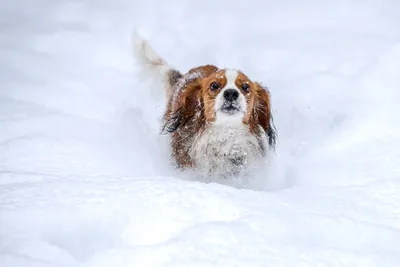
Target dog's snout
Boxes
[223,89,239,102]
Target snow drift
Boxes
[1,0,400,266]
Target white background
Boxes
[1,0,400,266]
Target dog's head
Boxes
[163,67,276,148]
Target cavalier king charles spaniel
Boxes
[134,34,276,180]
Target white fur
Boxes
[189,124,263,179]
[214,69,247,125]
[224,69,239,88]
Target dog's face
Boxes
[162,67,276,149]
[201,69,257,125]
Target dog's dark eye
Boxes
[242,83,250,92]
[210,82,220,91]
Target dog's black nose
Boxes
[223,89,239,101]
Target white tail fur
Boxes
[133,33,169,75]
[133,33,181,100]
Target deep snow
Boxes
[1,0,400,266]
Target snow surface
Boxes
[1,0,400,266]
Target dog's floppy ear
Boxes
[162,108,183,133]
[162,83,202,134]
[161,65,218,134]
[254,83,277,149]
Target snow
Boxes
[1,0,400,266]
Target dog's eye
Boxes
[242,83,250,92]
[210,82,220,91]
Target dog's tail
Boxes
[133,33,182,100]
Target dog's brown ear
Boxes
[162,83,202,134]
[162,65,218,134]
[254,83,277,149]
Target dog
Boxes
[134,34,276,179]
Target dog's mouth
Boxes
[220,102,240,115]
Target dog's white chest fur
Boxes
[189,124,263,178]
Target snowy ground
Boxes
[1,0,400,266]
